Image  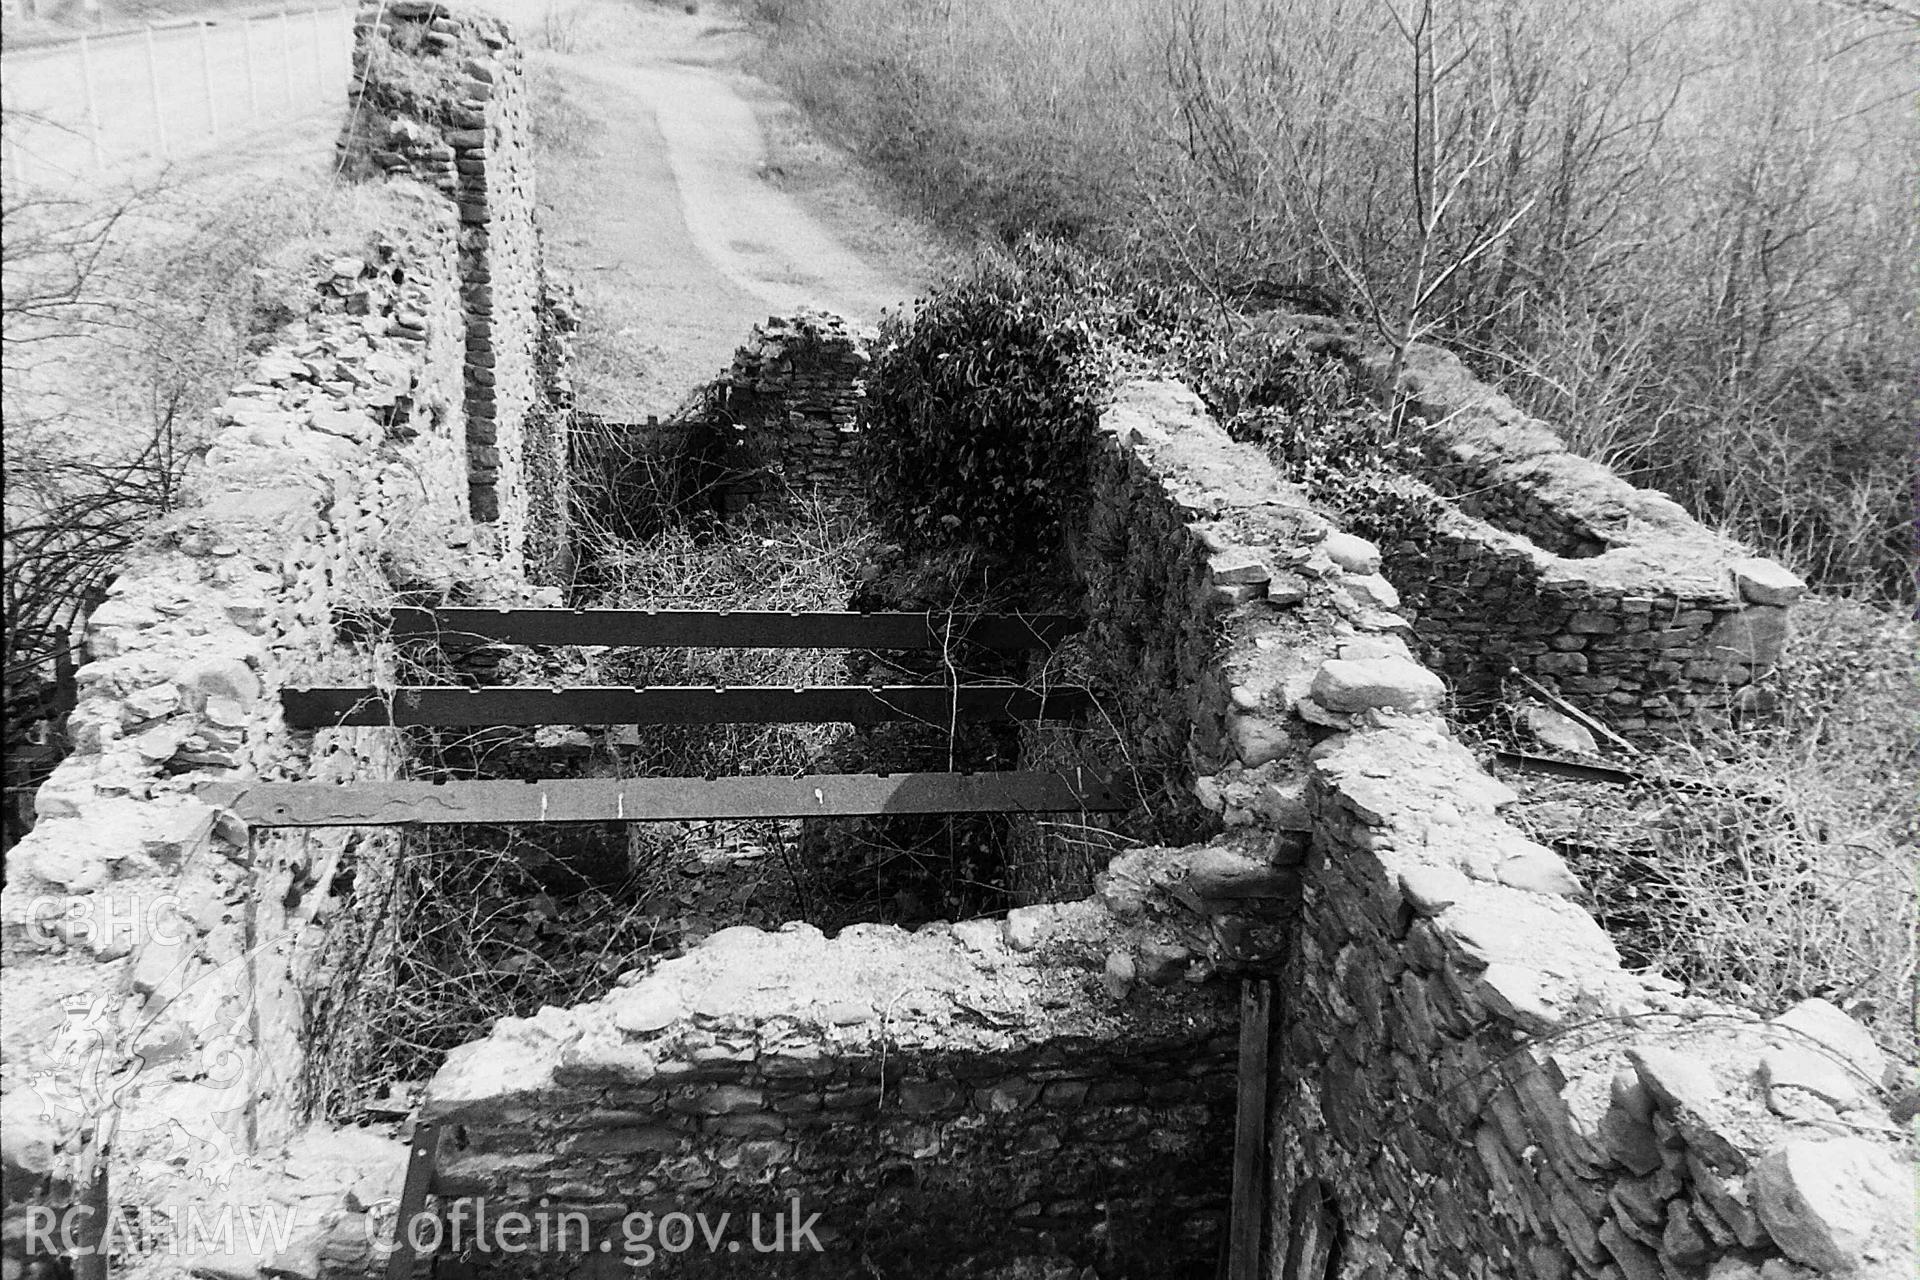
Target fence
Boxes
[0,2,354,187]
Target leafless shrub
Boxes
[755,0,1918,602]
[527,2,589,54]
[1,156,408,846]
[576,493,876,776]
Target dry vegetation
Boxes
[1495,599,1916,1052]
[320,498,882,1107]
[748,0,1918,605]
[737,0,1917,1054]
[575,493,877,778]
[1,155,405,840]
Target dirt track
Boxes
[4,0,937,415]
[480,0,940,417]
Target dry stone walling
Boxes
[575,309,872,522]
[1293,324,1807,742]
[3,5,1910,1279]
[414,376,1911,1279]
[1,4,574,1274]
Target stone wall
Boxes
[597,310,871,519]
[0,183,533,1275]
[1068,380,1407,846]
[338,0,569,577]
[393,378,1905,1280]
[1067,381,1910,1280]
[1272,726,1913,1280]
[1326,334,1807,741]
[2,10,573,1263]
[420,909,1242,1278]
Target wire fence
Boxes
[0,2,354,186]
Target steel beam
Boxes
[280,683,1094,728]
[195,771,1126,826]
[337,607,1082,651]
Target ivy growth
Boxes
[860,244,1164,558]
[1180,323,1424,515]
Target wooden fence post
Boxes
[144,24,169,158]
[309,5,326,100]
[77,33,105,167]
[385,1120,441,1280]
[243,15,260,116]
[1228,977,1274,1280]
[280,3,296,110]
[1,85,24,185]
[197,21,219,137]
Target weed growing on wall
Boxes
[1179,324,1417,493]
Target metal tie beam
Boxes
[280,684,1095,728]
[335,607,1083,651]
[195,771,1127,826]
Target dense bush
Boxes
[860,246,1132,557]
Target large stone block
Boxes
[1309,658,1445,713]
[1706,605,1789,668]
[1751,1137,1907,1273]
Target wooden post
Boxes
[385,1120,441,1280]
[197,22,219,137]
[309,5,326,100]
[280,4,296,110]
[1228,978,1273,1280]
[242,16,260,116]
[144,25,169,158]
[69,1119,113,1280]
[77,34,105,168]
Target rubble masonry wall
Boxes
[5,7,574,1266]
[1338,338,1807,742]
[337,0,571,576]
[419,917,1241,1278]
[0,117,555,1273]
[409,377,1906,1278]
[1073,382,1907,1280]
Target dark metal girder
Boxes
[280,683,1095,728]
[195,771,1126,826]
[336,607,1082,651]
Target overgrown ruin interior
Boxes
[1,6,1911,1280]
